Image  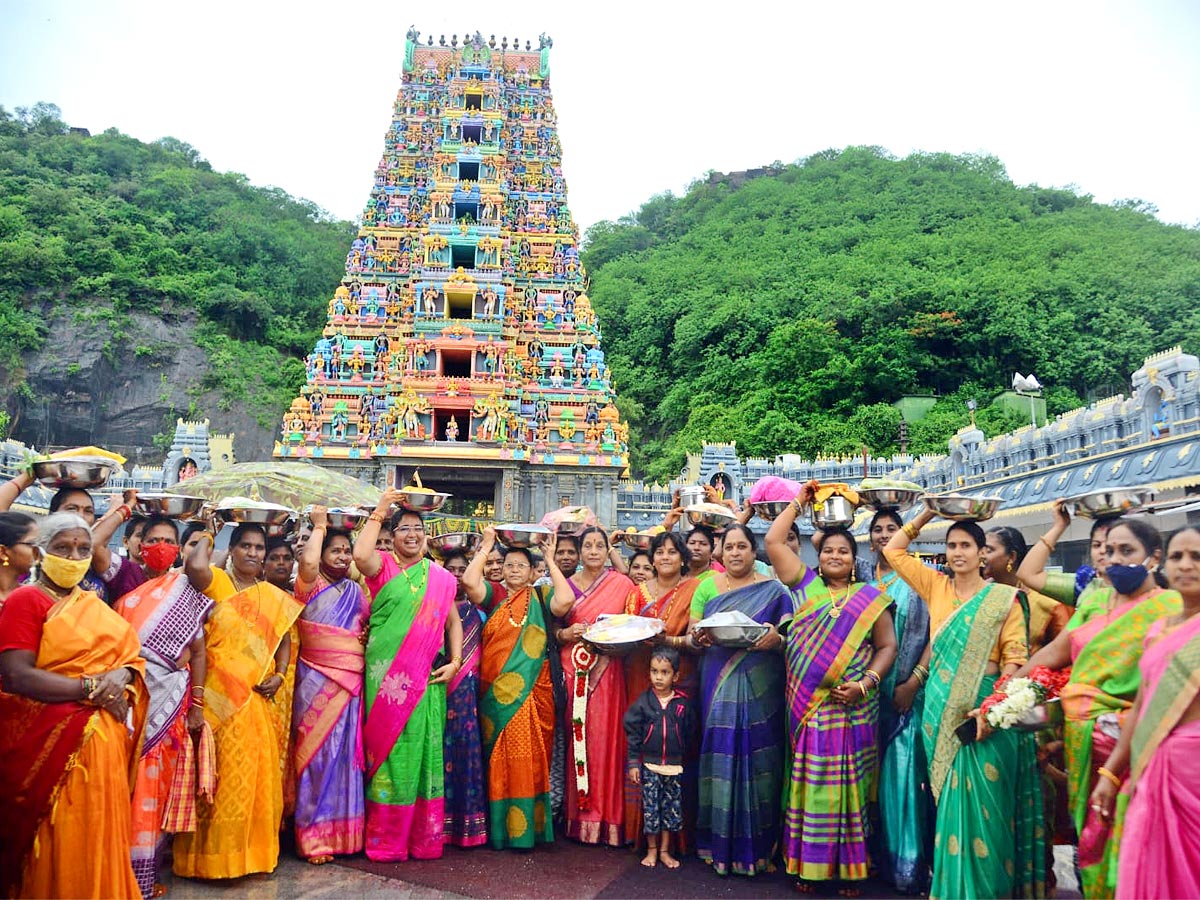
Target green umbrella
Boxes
[166,461,382,510]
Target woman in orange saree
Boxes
[464,527,574,850]
[622,531,702,848]
[556,527,633,846]
[0,512,148,899]
[173,523,304,881]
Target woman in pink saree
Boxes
[554,526,634,846]
[291,507,370,863]
[1091,526,1200,899]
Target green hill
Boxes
[0,102,352,457]
[584,148,1200,483]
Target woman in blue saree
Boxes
[689,524,791,876]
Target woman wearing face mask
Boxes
[867,509,931,895]
[555,526,634,846]
[766,488,898,895]
[0,511,38,612]
[0,513,148,898]
[290,507,370,864]
[174,522,305,881]
[463,526,574,850]
[1018,499,1116,610]
[622,531,702,849]
[440,549,488,848]
[689,524,792,877]
[111,516,213,898]
[885,508,1044,899]
[1092,526,1200,899]
[1015,518,1179,898]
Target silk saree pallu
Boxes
[0,587,147,900]
[623,578,701,849]
[479,586,556,851]
[1116,617,1200,899]
[783,571,892,883]
[697,580,791,876]
[117,572,213,897]
[173,581,303,880]
[443,600,488,848]
[874,572,931,893]
[561,569,631,847]
[362,558,456,861]
[923,583,1044,900]
[292,576,368,858]
[1060,587,1178,899]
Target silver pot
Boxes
[809,495,857,529]
[678,486,706,509]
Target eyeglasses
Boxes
[393,526,426,535]
[10,541,35,548]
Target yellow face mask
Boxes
[40,553,91,589]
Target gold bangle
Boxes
[902,522,920,539]
[1038,536,1056,553]
[451,656,463,667]
[1097,766,1123,789]
[865,669,881,686]
[858,681,868,699]
[368,512,385,524]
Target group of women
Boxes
[0,474,1198,900]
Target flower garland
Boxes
[569,640,598,811]
[982,666,1071,729]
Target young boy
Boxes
[623,646,693,868]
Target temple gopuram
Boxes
[274,30,628,524]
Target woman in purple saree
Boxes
[291,508,370,863]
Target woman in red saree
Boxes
[623,531,702,847]
[0,512,148,899]
[555,526,633,846]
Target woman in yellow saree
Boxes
[173,523,304,881]
[0,512,148,899]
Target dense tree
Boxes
[585,147,1200,482]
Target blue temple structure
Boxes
[617,347,1200,569]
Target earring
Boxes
[1006,561,1013,573]
[1,557,7,567]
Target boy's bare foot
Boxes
[660,850,680,869]
[641,849,658,868]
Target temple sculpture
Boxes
[273,31,627,522]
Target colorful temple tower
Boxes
[274,30,628,523]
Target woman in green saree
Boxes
[885,510,1044,899]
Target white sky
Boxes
[2,0,1198,232]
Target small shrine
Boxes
[274,31,627,523]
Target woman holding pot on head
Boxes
[555,526,634,846]
[689,524,792,877]
[290,507,370,864]
[1091,526,1200,899]
[353,489,463,862]
[1017,499,1116,611]
[1014,517,1178,898]
[869,507,933,894]
[174,521,304,881]
[622,530,703,849]
[0,512,148,898]
[462,526,574,850]
[885,507,1044,899]
[767,485,898,895]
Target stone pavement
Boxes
[164,846,1080,899]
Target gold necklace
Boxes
[826,584,853,619]
[230,571,261,593]
[724,572,759,593]
[397,558,426,595]
[504,588,530,628]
